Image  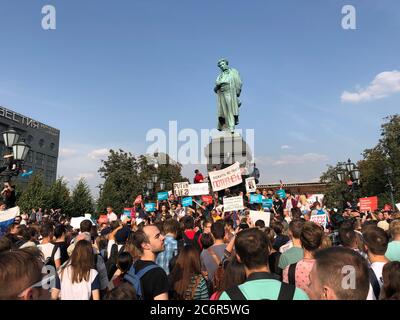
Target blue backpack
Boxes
[124,264,160,299]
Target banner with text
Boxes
[173,182,189,197]
[276,189,286,199]
[145,203,156,212]
[182,197,193,207]
[157,192,169,201]
[201,195,213,205]
[310,214,327,229]
[245,177,257,193]
[209,162,242,192]
[250,194,263,204]
[188,183,210,196]
[223,196,245,212]
[359,196,378,212]
[262,198,273,209]
[249,210,271,227]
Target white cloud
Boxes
[59,148,78,158]
[281,145,292,150]
[341,70,400,103]
[87,148,109,160]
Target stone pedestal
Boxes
[204,131,253,172]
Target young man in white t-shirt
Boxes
[107,206,118,223]
[37,224,61,269]
[363,225,389,300]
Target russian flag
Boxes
[0,206,20,236]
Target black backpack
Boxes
[44,244,59,268]
[182,231,202,252]
[288,262,298,286]
[225,272,296,300]
[369,268,381,300]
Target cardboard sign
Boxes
[201,195,213,205]
[262,198,273,209]
[208,162,243,192]
[157,191,169,201]
[245,177,257,193]
[250,194,262,204]
[223,196,245,212]
[173,182,189,197]
[276,189,286,199]
[359,196,378,212]
[188,183,210,196]
[145,203,156,212]
[310,214,327,229]
[182,197,193,207]
[249,210,271,227]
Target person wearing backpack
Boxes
[124,226,168,300]
[200,221,227,288]
[182,216,203,252]
[37,223,61,269]
[363,225,389,300]
[219,228,309,300]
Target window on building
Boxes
[36,152,45,167]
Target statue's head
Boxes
[217,58,229,71]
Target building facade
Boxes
[257,182,327,195]
[0,106,60,186]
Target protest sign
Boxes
[70,216,94,230]
[262,198,273,209]
[0,206,20,236]
[250,194,262,204]
[245,177,257,193]
[276,189,286,199]
[123,208,133,218]
[310,214,327,229]
[201,195,213,205]
[359,196,378,212]
[249,210,271,227]
[188,183,210,196]
[173,182,189,197]
[307,194,324,206]
[208,162,242,192]
[182,197,193,207]
[145,203,156,212]
[157,191,169,201]
[223,196,244,212]
[396,203,400,212]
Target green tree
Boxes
[97,150,185,213]
[17,173,48,213]
[71,178,95,217]
[44,177,72,215]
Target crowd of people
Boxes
[1,179,400,301]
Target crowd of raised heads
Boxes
[1,188,400,301]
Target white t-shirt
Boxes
[38,242,61,262]
[107,212,118,222]
[58,265,100,300]
[366,261,386,300]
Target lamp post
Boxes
[384,167,396,211]
[0,127,31,180]
[337,158,360,209]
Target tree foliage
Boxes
[16,173,48,213]
[97,150,185,214]
[321,115,400,210]
[71,178,95,217]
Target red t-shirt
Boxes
[194,173,204,183]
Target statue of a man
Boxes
[214,58,242,133]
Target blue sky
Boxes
[0,0,399,196]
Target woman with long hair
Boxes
[210,255,246,300]
[56,240,100,300]
[169,245,209,300]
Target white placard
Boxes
[396,203,400,212]
[208,162,242,192]
[173,182,189,197]
[223,196,245,212]
[70,216,94,230]
[249,210,271,227]
[245,177,257,193]
[188,183,210,196]
[310,214,327,229]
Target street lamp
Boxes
[384,167,396,211]
[337,158,360,209]
[0,127,31,180]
